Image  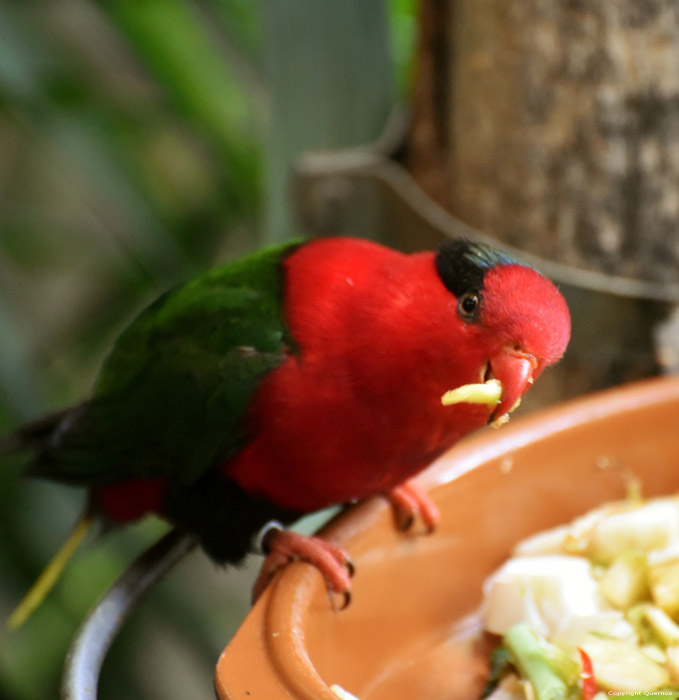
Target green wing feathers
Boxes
[25,240,299,486]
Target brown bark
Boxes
[411,0,679,285]
[408,0,452,209]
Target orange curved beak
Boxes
[488,348,538,423]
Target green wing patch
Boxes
[33,241,300,486]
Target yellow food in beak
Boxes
[441,379,524,429]
[441,379,503,408]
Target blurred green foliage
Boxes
[0,1,416,698]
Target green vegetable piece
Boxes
[482,645,512,699]
[504,624,570,700]
[640,604,679,647]
[648,556,679,618]
[599,553,649,609]
[585,499,679,565]
[580,635,670,692]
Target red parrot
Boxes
[8,236,570,622]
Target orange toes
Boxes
[386,480,440,533]
[253,526,353,607]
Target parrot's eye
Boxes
[458,291,481,322]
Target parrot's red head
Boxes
[435,239,571,422]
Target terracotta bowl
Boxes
[215,376,679,700]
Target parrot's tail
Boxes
[7,509,93,629]
[5,406,81,472]
[3,403,92,485]
[4,407,72,451]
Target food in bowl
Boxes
[481,494,679,699]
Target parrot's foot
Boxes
[386,480,440,533]
[253,524,354,607]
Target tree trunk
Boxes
[411,0,679,284]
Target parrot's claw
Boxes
[386,480,440,534]
[253,527,354,607]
